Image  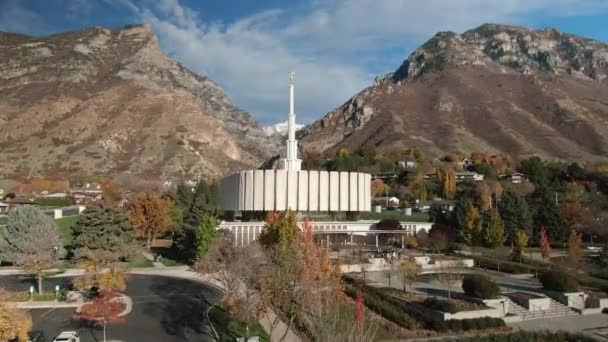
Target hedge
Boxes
[343,282,422,330]
[35,197,73,207]
[343,276,505,333]
[451,331,597,341]
[429,317,505,333]
[422,297,460,314]
[539,270,579,292]
[469,255,544,274]
[462,274,501,299]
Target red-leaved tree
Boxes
[355,290,364,327]
[75,291,124,342]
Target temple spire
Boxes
[282,72,302,171]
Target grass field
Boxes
[55,216,79,246]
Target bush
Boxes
[343,276,505,332]
[343,283,422,330]
[539,270,579,292]
[462,274,501,299]
[451,330,596,341]
[423,297,460,313]
[469,255,543,274]
[430,317,504,332]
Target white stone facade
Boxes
[218,220,432,247]
[219,170,372,212]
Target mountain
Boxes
[301,24,608,163]
[0,24,278,184]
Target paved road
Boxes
[1,274,222,342]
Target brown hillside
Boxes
[301,24,608,163]
[0,24,278,183]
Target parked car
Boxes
[53,331,79,342]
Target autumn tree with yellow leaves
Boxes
[0,289,32,342]
[437,166,456,199]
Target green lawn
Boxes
[127,253,154,268]
[209,305,269,342]
[150,247,187,267]
[55,216,79,246]
[160,257,186,267]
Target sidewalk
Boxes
[15,300,81,309]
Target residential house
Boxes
[372,196,400,208]
[500,172,528,184]
[454,171,485,182]
[69,182,103,204]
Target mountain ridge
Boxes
[0,24,279,184]
[301,23,608,163]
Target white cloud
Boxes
[98,0,608,124]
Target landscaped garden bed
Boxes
[343,276,506,333]
[383,288,487,313]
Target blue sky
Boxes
[1,0,608,125]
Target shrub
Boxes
[343,282,421,329]
[451,331,597,341]
[462,274,501,299]
[430,317,504,332]
[539,270,579,292]
[343,276,505,333]
[423,298,460,313]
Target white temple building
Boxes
[219,73,371,213]
[217,74,432,247]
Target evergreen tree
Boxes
[498,190,532,245]
[174,183,195,211]
[483,208,506,248]
[528,185,566,243]
[519,156,547,185]
[171,180,219,263]
[0,206,65,294]
[196,214,218,257]
[71,205,136,269]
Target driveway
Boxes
[1,274,222,342]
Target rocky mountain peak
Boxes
[302,23,608,164]
[0,25,278,184]
[381,23,608,86]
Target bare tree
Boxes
[383,259,397,288]
[398,258,419,295]
[434,266,463,300]
[196,230,265,338]
[0,206,65,294]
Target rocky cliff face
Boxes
[0,24,278,182]
[302,24,608,163]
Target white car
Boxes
[53,331,80,342]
